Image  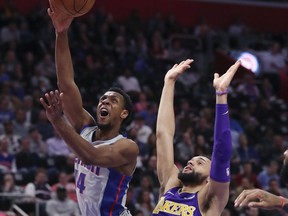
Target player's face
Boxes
[96,91,127,130]
[178,156,211,185]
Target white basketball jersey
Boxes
[75,126,133,216]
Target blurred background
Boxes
[0,0,287,215]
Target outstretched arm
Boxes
[48,0,95,132]
[200,61,241,213]
[156,59,193,195]
[234,189,287,210]
[280,150,288,184]
[40,90,138,168]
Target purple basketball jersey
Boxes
[152,187,202,216]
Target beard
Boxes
[97,122,112,131]
[178,170,207,186]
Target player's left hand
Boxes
[48,0,73,33]
[40,90,63,124]
[234,188,281,210]
[213,60,241,92]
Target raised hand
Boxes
[213,60,241,92]
[40,90,63,124]
[234,189,283,210]
[48,0,73,33]
[284,150,288,165]
[164,59,194,82]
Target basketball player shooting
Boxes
[41,1,139,215]
[153,59,241,215]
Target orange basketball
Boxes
[51,0,95,17]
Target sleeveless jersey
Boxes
[74,126,133,216]
[152,187,202,216]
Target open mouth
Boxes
[100,109,109,117]
[184,166,193,172]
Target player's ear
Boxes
[120,110,128,120]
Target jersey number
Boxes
[76,172,86,193]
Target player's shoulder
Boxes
[116,137,138,147]
[115,138,139,154]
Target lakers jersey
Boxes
[152,187,202,216]
[75,126,132,216]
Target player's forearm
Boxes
[210,104,232,182]
[156,80,177,181]
[216,93,228,104]
[55,31,75,89]
[156,80,176,137]
[51,117,96,164]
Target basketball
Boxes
[51,0,95,17]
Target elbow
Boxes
[156,131,163,139]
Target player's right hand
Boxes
[48,0,73,33]
[164,59,193,82]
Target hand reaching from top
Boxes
[283,149,288,166]
[213,60,241,92]
[48,0,73,33]
[164,59,194,82]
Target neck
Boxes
[94,127,120,140]
[181,184,205,194]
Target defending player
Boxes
[153,59,241,215]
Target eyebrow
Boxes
[198,157,207,163]
[100,95,120,100]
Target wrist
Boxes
[216,89,228,95]
[51,116,65,127]
[278,196,286,208]
[56,29,69,36]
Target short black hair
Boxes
[108,87,133,128]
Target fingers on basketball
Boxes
[50,0,96,17]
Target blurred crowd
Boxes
[0,1,288,216]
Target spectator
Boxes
[134,175,157,207]
[257,160,280,190]
[116,67,141,97]
[2,121,21,155]
[257,41,286,95]
[45,186,80,216]
[128,113,153,153]
[23,168,51,215]
[236,133,260,167]
[135,189,155,216]
[0,136,16,174]
[15,136,39,184]
[175,129,195,166]
[0,173,24,211]
[51,171,76,203]
[36,110,54,141]
[28,127,46,155]
[12,108,30,138]
[0,96,14,124]
[235,161,261,189]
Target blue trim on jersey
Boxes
[79,124,96,134]
[100,168,132,215]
